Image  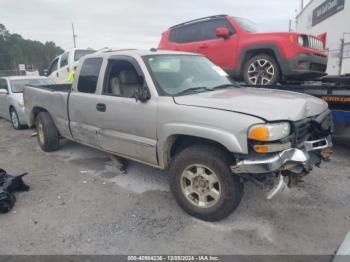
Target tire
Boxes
[35,112,60,152]
[10,108,25,130]
[169,144,243,221]
[243,54,280,85]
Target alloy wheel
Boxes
[180,164,221,208]
[247,59,275,85]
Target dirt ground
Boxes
[0,118,349,255]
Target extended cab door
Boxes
[68,57,104,147]
[93,56,158,165]
[195,18,238,70]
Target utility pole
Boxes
[72,23,77,48]
[339,38,344,75]
[289,19,292,32]
[301,0,304,11]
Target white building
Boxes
[296,0,350,75]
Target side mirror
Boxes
[0,89,8,95]
[134,86,150,102]
[215,27,230,39]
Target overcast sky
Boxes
[0,0,310,51]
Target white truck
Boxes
[47,48,95,83]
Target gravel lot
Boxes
[0,118,349,255]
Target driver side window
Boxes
[103,59,143,98]
[48,58,59,75]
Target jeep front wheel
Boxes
[169,145,243,221]
[243,54,280,85]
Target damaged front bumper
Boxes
[231,135,332,174]
[230,135,332,199]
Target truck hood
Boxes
[173,87,328,121]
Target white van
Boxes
[47,48,96,83]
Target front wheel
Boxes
[10,108,25,130]
[36,112,60,152]
[169,145,243,221]
[243,54,280,85]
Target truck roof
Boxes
[85,49,199,59]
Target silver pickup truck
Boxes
[24,50,333,221]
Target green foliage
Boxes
[0,23,63,71]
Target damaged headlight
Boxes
[248,122,291,141]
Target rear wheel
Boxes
[169,144,243,221]
[243,54,280,85]
[10,108,25,130]
[36,112,60,152]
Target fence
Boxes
[0,69,22,77]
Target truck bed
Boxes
[26,83,71,92]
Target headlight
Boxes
[248,122,291,141]
[298,36,305,46]
[17,100,24,107]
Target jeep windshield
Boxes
[234,17,259,33]
[143,55,234,96]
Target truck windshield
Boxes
[74,50,96,61]
[10,78,55,93]
[234,17,259,33]
[143,55,234,96]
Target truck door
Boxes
[48,57,59,83]
[58,51,70,83]
[94,57,158,165]
[195,19,238,70]
[68,57,104,147]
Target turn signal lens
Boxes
[253,145,269,153]
[249,126,269,141]
[248,122,291,141]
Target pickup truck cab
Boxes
[24,50,332,221]
[47,48,96,83]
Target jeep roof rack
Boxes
[170,14,228,29]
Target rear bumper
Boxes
[281,53,328,80]
[231,135,332,174]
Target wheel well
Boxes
[163,135,232,169]
[9,106,14,114]
[32,107,48,124]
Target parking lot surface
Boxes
[0,118,349,255]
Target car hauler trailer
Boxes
[243,76,350,138]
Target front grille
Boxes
[305,36,324,51]
[293,119,311,146]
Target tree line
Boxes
[0,23,63,74]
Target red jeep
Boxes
[158,15,328,85]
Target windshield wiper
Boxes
[175,87,213,96]
[211,84,236,90]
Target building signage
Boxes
[312,0,345,26]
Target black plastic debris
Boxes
[0,169,30,214]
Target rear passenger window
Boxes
[169,23,201,43]
[77,58,103,94]
[60,52,69,67]
[199,19,235,41]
